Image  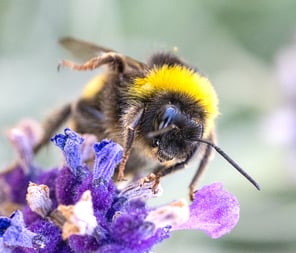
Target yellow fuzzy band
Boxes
[81,74,107,99]
[131,65,219,135]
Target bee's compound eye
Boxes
[159,106,177,129]
[152,138,160,147]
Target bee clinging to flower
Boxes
[34,37,260,200]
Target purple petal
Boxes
[109,199,170,252]
[91,140,122,212]
[36,169,59,209]
[3,165,30,204]
[22,205,42,226]
[93,140,123,182]
[51,128,84,174]
[109,224,170,252]
[51,133,67,150]
[28,219,64,253]
[122,199,148,219]
[173,182,240,238]
[55,167,77,205]
[97,244,133,253]
[55,166,92,205]
[3,211,37,249]
[138,226,171,251]
[68,234,99,252]
[6,120,42,172]
[0,217,11,236]
[111,214,155,243]
[91,179,116,213]
[0,238,12,253]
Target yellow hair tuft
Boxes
[81,74,107,99]
[131,65,219,135]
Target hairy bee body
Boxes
[71,70,157,173]
[69,52,214,176]
[34,38,259,200]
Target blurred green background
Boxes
[1,0,296,252]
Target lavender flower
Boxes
[0,123,240,252]
[173,182,239,238]
[0,210,38,252]
[26,183,53,218]
[51,128,84,175]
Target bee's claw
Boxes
[152,176,160,194]
[189,191,195,202]
[139,173,156,186]
[117,171,127,182]
[57,60,66,72]
[139,173,160,194]
[189,186,197,201]
[57,63,62,72]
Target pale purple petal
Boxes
[0,238,12,253]
[173,182,240,238]
[93,140,123,181]
[3,210,38,248]
[51,128,84,174]
[6,119,42,172]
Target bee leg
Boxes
[188,143,213,201]
[189,132,215,201]
[58,52,126,73]
[33,103,72,153]
[117,127,136,181]
[117,108,144,181]
[150,151,197,194]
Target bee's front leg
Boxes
[117,108,144,181]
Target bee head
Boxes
[147,104,203,162]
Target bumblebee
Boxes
[34,37,260,200]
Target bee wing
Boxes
[59,37,147,71]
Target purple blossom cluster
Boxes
[0,121,240,253]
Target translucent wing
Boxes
[59,37,146,71]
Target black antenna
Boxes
[197,139,261,191]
